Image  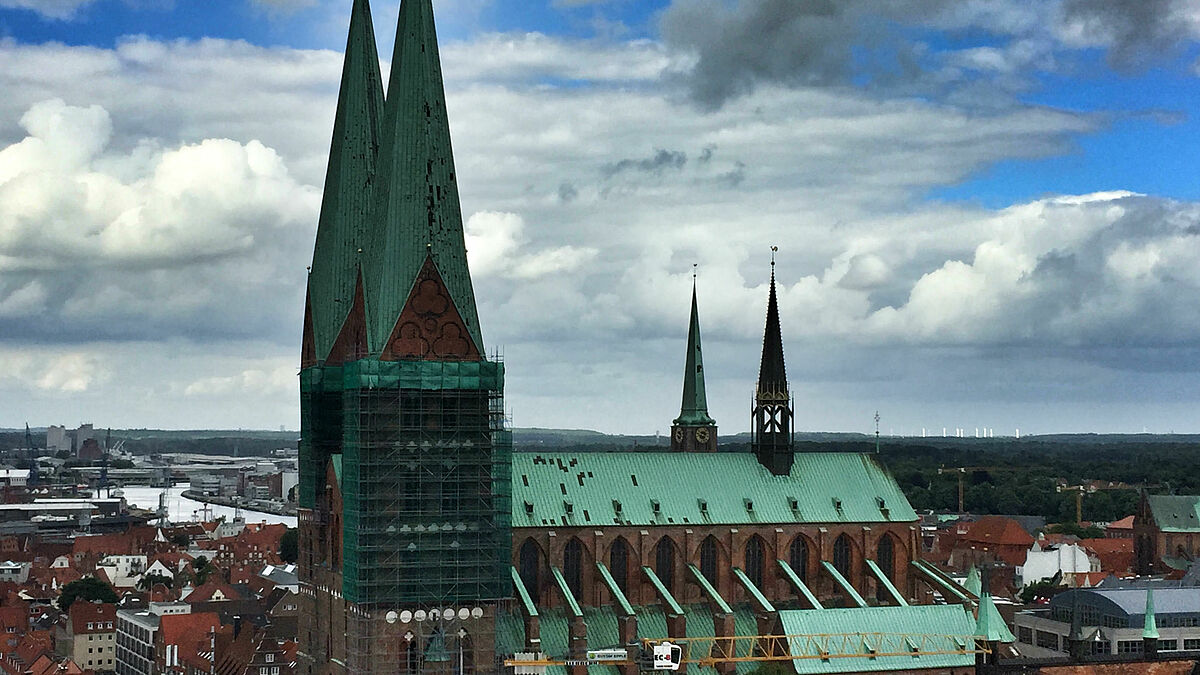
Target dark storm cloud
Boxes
[602,148,687,177]
[659,0,939,109]
[1060,0,1195,71]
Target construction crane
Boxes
[936,466,1031,513]
[505,632,989,673]
[1056,481,1156,523]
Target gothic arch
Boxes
[608,536,635,595]
[563,537,588,600]
[744,535,769,589]
[876,533,900,580]
[698,535,722,586]
[833,533,855,578]
[517,538,545,604]
[654,536,682,597]
[788,534,814,581]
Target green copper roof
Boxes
[1147,495,1200,532]
[363,0,482,354]
[975,593,1015,643]
[964,565,982,597]
[1143,587,1159,639]
[779,605,976,673]
[511,451,917,527]
[308,0,384,360]
[674,283,715,427]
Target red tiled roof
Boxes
[963,516,1035,547]
[184,581,240,603]
[159,611,219,649]
[1080,538,1135,575]
[71,534,135,557]
[68,602,114,635]
[1106,515,1135,531]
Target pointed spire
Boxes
[675,275,715,427]
[365,0,483,355]
[975,593,1016,643]
[757,254,787,396]
[964,565,982,597]
[308,0,385,362]
[1143,587,1159,639]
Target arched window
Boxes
[833,534,853,577]
[564,538,583,599]
[655,537,675,592]
[877,535,895,580]
[745,536,765,588]
[610,538,629,593]
[789,537,809,581]
[519,539,541,603]
[700,536,719,585]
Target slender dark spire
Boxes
[364,0,482,355]
[675,276,715,427]
[752,249,794,474]
[307,0,385,362]
[757,256,787,396]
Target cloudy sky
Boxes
[1,0,1200,436]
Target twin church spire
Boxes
[671,260,795,474]
[304,0,482,369]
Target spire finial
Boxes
[770,245,777,268]
[692,263,698,285]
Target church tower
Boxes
[298,1,511,673]
[752,258,794,475]
[670,279,717,452]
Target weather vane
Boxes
[770,245,778,267]
[692,263,698,281]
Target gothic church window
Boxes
[564,538,583,599]
[519,539,541,603]
[833,534,853,578]
[700,536,718,585]
[610,538,630,593]
[745,536,765,588]
[789,537,809,581]
[655,538,675,593]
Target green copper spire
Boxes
[307,0,385,361]
[675,280,715,426]
[363,0,483,354]
[1143,587,1159,639]
[964,565,982,597]
[975,593,1016,643]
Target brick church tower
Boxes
[297,1,511,673]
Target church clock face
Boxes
[695,427,710,443]
[673,428,684,442]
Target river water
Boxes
[93,485,296,528]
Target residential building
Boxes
[1018,542,1093,587]
[155,611,218,675]
[60,601,116,672]
[115,602,189,675]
